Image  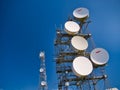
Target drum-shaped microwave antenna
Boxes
[71,36,88,50]
[64,21,80,35]
[39,68,44,73]
[72,56,93,76]
[39,51,45,60]
[41,81,47,86]
[90,48,109,65]
[73,7,89,21]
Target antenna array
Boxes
[54,7,110,90]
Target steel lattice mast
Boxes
[39,51,48,90]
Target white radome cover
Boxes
[72,56,93,76]
[64,21,80,35]
[90,48,109,65]
[39,52,44,58]
[73,7,89,19]
[41,81,46,86]
[71,36,88,50]
[39,68,44,72]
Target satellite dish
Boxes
[106,88,119,90]
[41,81,46,86]
[71,36,88,51]
[90,48,109,65]
[73,7,89,21]
[39,68,44,72]
[72,56,93,76]
[64,21,80,35]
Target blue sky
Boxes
[0,0,120,90]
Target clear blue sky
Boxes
[0,0,120,90]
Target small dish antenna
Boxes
[39,68,44,73]
[39,51,45,60]
[41,81,47,86]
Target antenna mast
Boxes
[39,51,48,90]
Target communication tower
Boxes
[39,51,48,90]
[54,7,112,90]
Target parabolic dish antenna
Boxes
[71,36,88,50]
[41,81,46,86]
[72,56,93,76]
[39,52,45,60]
[90,48,109,65]
[73,7,89,20]
[39,68,44,72]
[64,21,80,35]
